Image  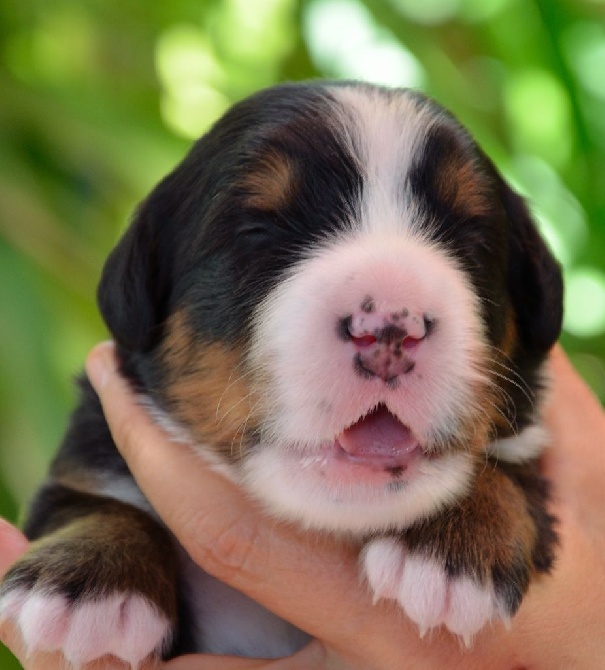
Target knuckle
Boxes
[183,508,265,584]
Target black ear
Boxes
[97,189,175,352]
[502,183,563,355]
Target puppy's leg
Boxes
[362,461,556,645]
[0,483,179,667]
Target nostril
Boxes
[338,312,436,349]
[351,334,377,348]
[401,334,424,350]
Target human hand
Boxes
[2,343,605,669]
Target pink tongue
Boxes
[337,406,418,460]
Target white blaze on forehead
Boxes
[328,85,439,237]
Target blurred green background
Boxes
[1,0,604,666]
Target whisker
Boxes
[489,369,535,409]
[228,396,263,459]
[485,381,517,426]
[215,358,254,420]
[218,388,259,427]
[489,359,535,400]
[487,346,536,398]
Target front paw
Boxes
[362,537,512,646]
[0,508,179,668]
[0,586,171,668]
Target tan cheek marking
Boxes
[241,151,293,211]
[160,311,258,461]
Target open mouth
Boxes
[332,404,422,473]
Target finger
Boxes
[0,520,29,666]
[163,640,326,669]
[0,519,28,576]
[543,346,605,502]
[544,345,605,453]
[164,654,271,669]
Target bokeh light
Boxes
[387,0,462,25]
[564,21,605,101]
[504,69,573,167]
[564,268,605,338]
[155,25,229,138]
[304,0,424,87]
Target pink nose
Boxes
[338,302,435,385]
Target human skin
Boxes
[1,343,604,669]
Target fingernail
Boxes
[85,341,116,391]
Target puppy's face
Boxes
[99,83,562,533]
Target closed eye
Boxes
[239,224,270,237]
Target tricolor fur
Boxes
[0,82,562,664]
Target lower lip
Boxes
[307,440,424,486]
[332,439,422,471]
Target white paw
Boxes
[362,537,507,646]
[0,587,172,668]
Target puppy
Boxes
[0,81,562,664]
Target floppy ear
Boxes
[502,183,563,355]
[97,188,176,352]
